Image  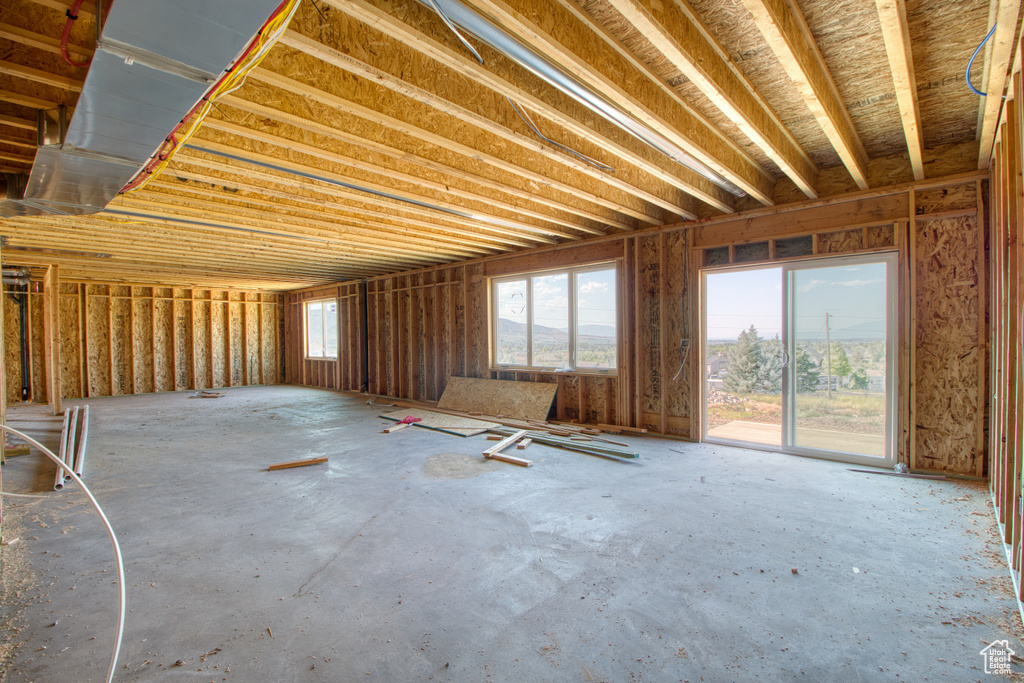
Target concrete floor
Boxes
[0,385,1020,682]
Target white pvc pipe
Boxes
[0,423,125,683]
[64,406,79,483]
[74,405,90,477]
[53,409,71,491]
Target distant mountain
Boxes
[577,324,616,338]
[497,317,567,340]
[497,318,615,339]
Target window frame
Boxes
[489,261,620,375]
[304,298,339,361]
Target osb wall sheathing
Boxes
[912,190,985,475]
[2,283,285,402]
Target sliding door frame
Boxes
[702,251,898,468]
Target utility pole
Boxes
[824,311,832,399]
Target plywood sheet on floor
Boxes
[436,376,556,420]
[380,408,498,436]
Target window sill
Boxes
[490,366,618,377]
[305,356,338,361]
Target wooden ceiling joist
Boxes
[741,0,870,190]
[0,23,93,63]
[245,70,655,228]
[270,30,704,219]
[153,168,539,252]
[197,118,595,240]
[456,0,777,205]
[172,153,548,249]
[875,0,924,180]
[0,114,35,131]
[1,219,392,280]
[120,191,494,261]
[0,88,61,111]
[179,141,568,245]
[319,0,734,214]
[602,0,819,198]
[976,0,1022,168]
[0,61,82,93]
[141,183,500,258]
[215,98,613,234]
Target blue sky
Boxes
[705,263,887,341]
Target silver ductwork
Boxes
[424,0,747,197]
[0,0,286,218]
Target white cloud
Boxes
[580,280,609,294]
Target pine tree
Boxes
[757,335,784,393]
[723,325,763,394]
[794,347,820,393]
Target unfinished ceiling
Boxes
[0,0,1010,289]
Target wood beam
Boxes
[216,97,615,234]
[602,0,818,197]
[0,89,61,110]
[329,0,753,210]
[168,154,544,249]
[43,265,61,415]
[875,0,924,180]
[275,26,706,218]
[142,181,501,256]
[0,60,83,92]
[741,0,870,189]
[248,69,658,227]
[155,166,535,250]
[377,0,775,206]
[119,191,489,261]
[977,0,1023,169]
[180,141,565,244]
[198,118,591,240]
[0,23,93,63]
[0,114,35,131]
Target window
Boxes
[491,264,618,372]
[305,299,338,359]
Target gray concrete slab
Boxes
[0,385,1020,682]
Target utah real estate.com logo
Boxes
[980,640,1014,675]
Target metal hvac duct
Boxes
[0,0,285,218]
[424,0,746,197]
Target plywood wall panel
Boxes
[59,288,81,400]
[88,290,112,397]
[3,293,20,405]
[110,296,132,395]
[229,301,243,387]
[914,214,983,474]
[153,299,173,392]
[194,297,211,389]
[132,297,154,394]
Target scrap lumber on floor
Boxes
[380,408,498,436]
[489,428,640,459]
[483,429,529,457]
[267,456,329,471]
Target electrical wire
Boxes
[506,97,615,171]
[120,0,301,194]
[672,228,690,382]
[0,424,125,683]
[60,0,91,68]
[425,0,614,172]
[967,23,998,97]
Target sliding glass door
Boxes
[704,253,896,467]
